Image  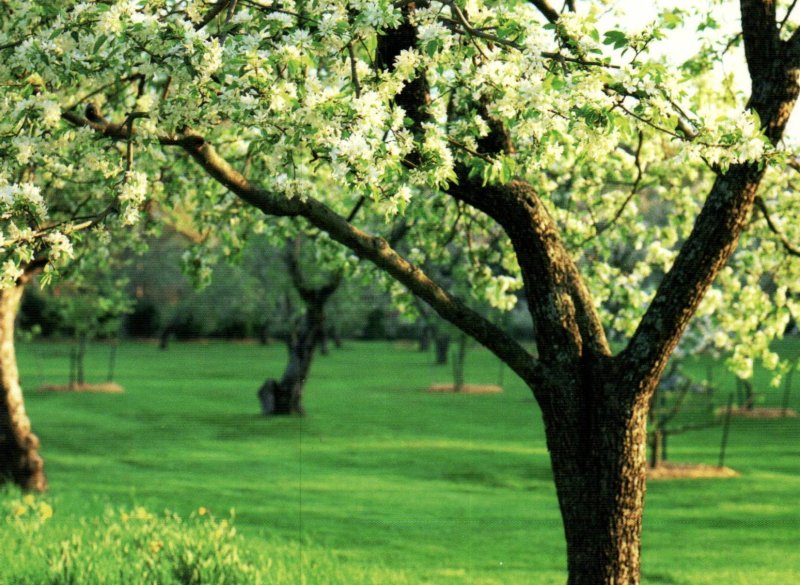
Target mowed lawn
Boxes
[3,338,800,584]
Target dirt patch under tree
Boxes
[425,384,503,394]
[647,462,739,480]
[37,383,124,394]
[714,406,797,418]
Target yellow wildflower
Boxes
[132,506,153,520]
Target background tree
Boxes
[7,1,800,583]
[258,237,340,415]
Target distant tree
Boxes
[258,238,340,416]
[647,362,716,469]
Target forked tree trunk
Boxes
[543,372,652,584]
[258,243,340,416]
[0,284,47,492]
[258,299,325,416]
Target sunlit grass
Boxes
[1,338,798,583]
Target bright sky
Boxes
[605,0,800,142]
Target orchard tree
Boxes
[4,1,800,583]
[0,5,155,491]
[258,237,340,415]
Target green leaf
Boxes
[603,30,628,50]
[93,34,107,54]
[424,39,441,58]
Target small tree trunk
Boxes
[68,347,77,390]
[452,333,467,392]
[107,339,118,382]
[743,380,755,410]
[649,429,664,468]
[782,357,798,416]
[76,333,87,386]
[0,285,47,492]
[258,321,271,345]
[418,323,431,352]
[258,284,336,416]
[259,329,317,415]
[434,334,450,365]
[330,325,343,349]
[159,324,172,350]
[319,327,329,356]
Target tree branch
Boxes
[780,0,799,32]
[740,0,779,84]
[195,0,231,31]
[60,107,543,386]
[528,0,560,23]
[754,196,800,257]
[447,173,611,365]
[620,0,800,396]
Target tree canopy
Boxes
[1,0,797,378]
[3,0,800,582]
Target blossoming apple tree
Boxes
[2,0,800,583]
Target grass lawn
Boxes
[2,338,799,584]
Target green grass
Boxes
[2,338,800,584]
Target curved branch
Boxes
[754,196,800,257]
[620,0,800,394]
[447,172,611,364]
[779,0,798,32]
[528,0,560,23]
[196,0,231,31]
[60,108,543,386]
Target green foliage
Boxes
[2,496,264,584]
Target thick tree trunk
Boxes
[0,285,47,492]
[544,373,651,584]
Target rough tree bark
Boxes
[0,262,48,492]
[66,1,800,581]
[258,241,340,416]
